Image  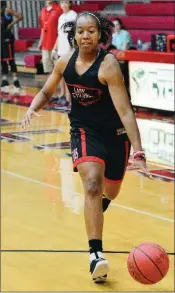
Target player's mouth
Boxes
[81,42,92,47]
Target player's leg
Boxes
[103,183,122,212]
[8,39,21,93]
[1,40,10,93]
[42,50,58,99]
[42,49,54,74]
[1,61,10,93]
[78,161,104,240]
[103,132,131,212]
[71,128,109,282]
[77,161,109,283]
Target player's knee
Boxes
[86,176,103,197]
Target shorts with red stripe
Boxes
[71,127,131,184]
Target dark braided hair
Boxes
[62,11,114,48]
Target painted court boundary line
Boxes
[1,249,174,255]
[2,170,174,223]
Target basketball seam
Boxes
[133,249,154,284]
[138,244,168,259]
[136,247,163,277]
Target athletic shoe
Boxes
[1,80,10,93]
[50,96,59,103]
[58,95,69,106]
[13,80,21,94]
[90,257,109,283]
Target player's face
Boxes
[60,0,71,12]
[46,1,54,5]
[75,16,101,53]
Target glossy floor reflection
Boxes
[1,102,174,291]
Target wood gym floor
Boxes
[1,91,174,291]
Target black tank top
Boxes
[63,48,124,133]
[1,7,14,40]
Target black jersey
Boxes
[1,7,14,40]
[63,48,124,132]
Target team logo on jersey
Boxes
[67,83,102,106]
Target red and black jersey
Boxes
[63,48,125,133]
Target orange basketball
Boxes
[127,242,169,284]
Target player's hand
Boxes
[127,151,153,179]
[21,108,42,130]
[7,23,13,30]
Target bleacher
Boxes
[14,0,174,74]
[124,1,174,43]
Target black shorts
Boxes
[71,127,131,184]
[1,38,15,61]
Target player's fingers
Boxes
[21,120,27,130]
[142,167,153,179]
[33,112,42,117]
[20,121,24,129]
[25,115,31,128]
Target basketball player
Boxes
[22,12,152,283]
[1,1,23,93]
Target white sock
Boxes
[90,251,104,263]
[2,75,7,80]
[13,77,18,81]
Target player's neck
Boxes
[63,9,70,14]
[78,48,99,63]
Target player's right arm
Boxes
[21,57,64,129]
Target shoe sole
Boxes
[91,260,109,283]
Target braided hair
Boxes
[62,11,114,48]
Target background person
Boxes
[39,1,62,75]
[1,0,23,94]
[112,18,132,50]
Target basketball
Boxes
[127,242,169,285]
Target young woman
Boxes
[22,12,151,283]
[112,18,132,50]
[39,1,62,74]
[1,1,23,93]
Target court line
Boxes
[1,249,174,255]
[111,203,174,223]
[2,170,174,223]
[1,249,129,254]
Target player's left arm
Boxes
[101,54,152,177]
[6,8,23,29]
[102,54,142,151]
